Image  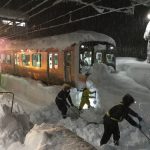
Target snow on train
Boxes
[0,30,116,86]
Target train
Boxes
[0,30,116,86]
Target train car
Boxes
[0,30,116,86]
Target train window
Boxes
[15,54,19,65]
[106,54,115,64]
[1,54,5,63]
[54,53,58,69]
[80,51,92,66]
[49,53,52,69]
[32,54,41,67]
[79,50,92,74]
[6,54,11,64]
[66,52,71,67]
[22,54,30,66]
[95,52,102,63]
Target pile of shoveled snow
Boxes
[8,123,96,150]
[0,95,97,150]
[0,103,31,149]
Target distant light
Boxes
[2,19,13,25]
[110,46,114,50]
[147,14,150,20]
[15,21,26,27]
[134,101,137,104]
[81,45,84,48]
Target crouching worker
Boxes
[55,84,74,119]
[100,94,142,146]
[79,87,96,111]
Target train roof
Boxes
[1,30,116,51]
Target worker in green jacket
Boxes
[79,87,96,110]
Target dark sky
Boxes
[0,0,149,58]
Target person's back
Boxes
[81,88,90,100]
[107,103,129,122]
[100,94,142,146]
[79,88,95,110]
[55,83,74,118]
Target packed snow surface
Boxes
[0,57,150,150]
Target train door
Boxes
[64,51,72,82]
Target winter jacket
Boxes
[106,102,139,127]
[81,88,93,102]
[56,90,73,107]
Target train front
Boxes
[77,41,116,85]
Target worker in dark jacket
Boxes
[100,94,142,146]
[55,84,74,118]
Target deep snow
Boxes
[0,57,150,150]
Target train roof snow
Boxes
[1,30,116,51]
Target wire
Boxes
[0,0,102,35]
[17,0,35,11]
[4,0,104,38]
[4,0,150,39]
[1,0,13,8]
[0,0,49,32]
[29,0,102,19]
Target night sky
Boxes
[0,0,150,59]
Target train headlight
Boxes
[147,13,150,20]
[110,46,114,50]
[81,45,85,48]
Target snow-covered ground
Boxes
[0,57,150,150]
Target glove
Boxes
[137,124,142,130]
[138,116,142,122]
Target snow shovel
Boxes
[67,106,80,119]
[139,120,150,142]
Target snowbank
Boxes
[0,97,31,150]
[8,123,96,150]
[0,57,150,149]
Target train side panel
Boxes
[13,50,48,82]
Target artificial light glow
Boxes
[15,21,26,27]
[2,20,13,25]
[110,46,114,50]
[147,14,150,20]
[81,45,84,48]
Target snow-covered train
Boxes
[0,31,116,85]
